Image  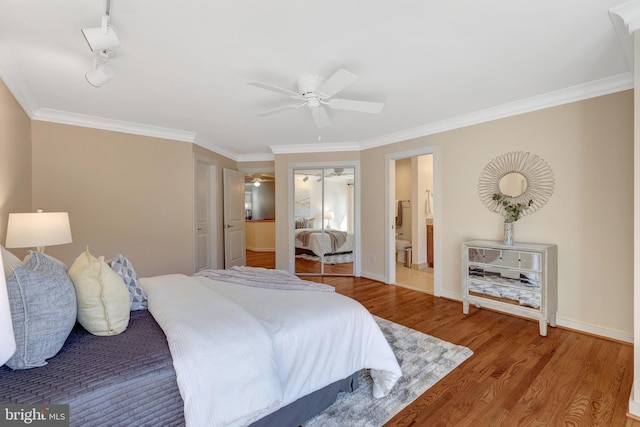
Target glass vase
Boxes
[504,221,514,246]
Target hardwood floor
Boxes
[247,251,637,426]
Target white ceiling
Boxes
[0,0,633,161]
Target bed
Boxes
[0,249,401,427]
[294,228,354,257]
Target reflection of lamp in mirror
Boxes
[6,209,72,253]
[324,211,334,228]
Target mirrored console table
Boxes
[462,240,557,336]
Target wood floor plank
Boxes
[246,251,635,426]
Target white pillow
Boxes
[0,249,17,365]
[68,249,130,336]
[1,245,21,279]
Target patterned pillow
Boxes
[5,251,77,370]
[108,254,147,311]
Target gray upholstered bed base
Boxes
[0,309,357,426]
[250,374,358,427]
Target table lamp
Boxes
[5,209,72,253]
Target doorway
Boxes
[291,163,360,276]
[193,155,217,272]
[386,146,440,296]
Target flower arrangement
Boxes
[492,193,533,223]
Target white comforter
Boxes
[141,273,401,427]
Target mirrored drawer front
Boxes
[468,281,541,309]
[468,265,541,290]
[468,248,541,271]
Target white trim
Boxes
[289,161,361,277]
[33,107,197,142]
[629,387,640,418]
[360,73,633,150]
[0,46,39,117]
[271,142,360,154]
[237,153,275,162]
[555,316,632,344]
[440,290,632,343]
[385,146,441,297]
[360,271,386,283]
[610,0,640,34]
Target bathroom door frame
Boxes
[385,145,441,296]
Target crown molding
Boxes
[237,152,275,162]
[270,141,360,155]
[0,46,39,117]
[610,0,640,69]
[358,72,633,151]
[610,0,640,34]
[33,107,197,142]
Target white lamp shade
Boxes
[0,249,16,365]
[6,212,72,249]
[324,211,334,220]
[86,64,115,87]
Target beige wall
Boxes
[31,122,194,277]
[360,91,633,340]
[0,80,32,259]
[274,151,361,270]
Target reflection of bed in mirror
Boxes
[295,228,354,257]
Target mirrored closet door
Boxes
[293,167,355,276]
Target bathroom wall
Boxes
[395,158,412,240]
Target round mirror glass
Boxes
[498,172,528,198]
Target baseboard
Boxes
[360,271,386,283]
[555,317,632,344]
[425,289,632,343]
[628,386,640,419]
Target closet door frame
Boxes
[289,161,360,277]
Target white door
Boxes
[194,157,216,271]
[223,168,246,268]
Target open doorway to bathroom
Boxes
[387,147,438,295]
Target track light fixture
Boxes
[302,175,309,182]
[81,15,119,52]
[85,51,114,87]
[83,0,119,87]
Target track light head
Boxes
[302,175,309,182]
[86,63,114,87]
[82,16,120,52]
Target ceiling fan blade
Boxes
[327,98,384,114]
[248,81,301,98]
[311,106,331,128]
[316,68,358,99]
[257,102,306,116]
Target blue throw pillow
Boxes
[5,252,77,370]
[108,254,147,311]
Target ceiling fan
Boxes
[248,68,384,128]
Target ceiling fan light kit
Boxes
[248,68,384,129]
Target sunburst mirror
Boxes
[478,151,555,218]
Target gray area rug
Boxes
[303,316,473,427]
